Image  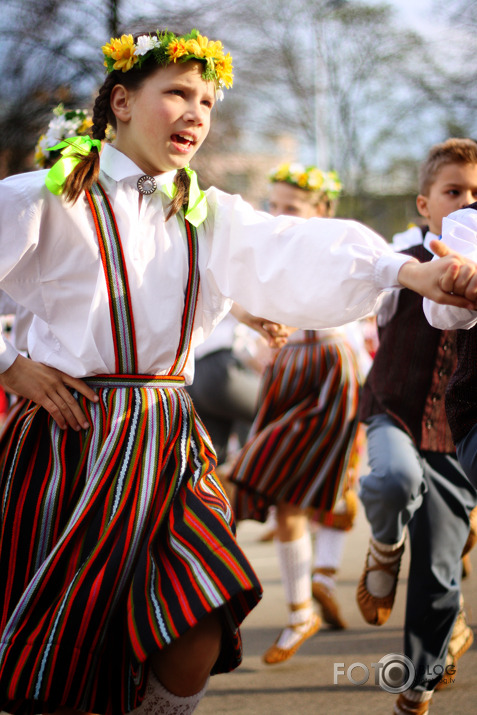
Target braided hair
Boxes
[63,35,190,219]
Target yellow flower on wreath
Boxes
[78,117,93,135]
[215,53,234,88]
[275,164,289,181]
[205,40,225,59]
[307,168,325,191]
[185,34,209,58]
[102,34,138,72]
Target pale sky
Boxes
[372,0,440,31]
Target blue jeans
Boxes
[456,421,477,489]
[360,414,477,690]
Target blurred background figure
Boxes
[229,162,370,664]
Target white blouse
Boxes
[0,144,409,383]
[423,208,477,331]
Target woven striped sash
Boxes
[86,182,200,380]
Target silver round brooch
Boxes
[137,175,157,195]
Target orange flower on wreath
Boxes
[167,38,189,62]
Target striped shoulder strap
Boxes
[167,217,200,376]
[86,182,200,377]
[86,182,138,374]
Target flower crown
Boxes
[102,28,233,93]
[35,104,93,168]
[269,162,342,200]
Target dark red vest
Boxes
[359,240,456,453]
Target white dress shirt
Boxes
[377,228,439,328]
[423,208,477,330]
[0,144,410,383]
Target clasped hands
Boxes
[398,240,477,307]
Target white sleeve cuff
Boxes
[0,338,19,373]
[374,252,413,290]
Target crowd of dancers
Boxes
[0,25,477,715]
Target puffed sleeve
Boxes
[423,208,477,330]
[0,172,44,370]
[204,187,410,329]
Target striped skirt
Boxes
[0,386,261,714]
[230,337,360,522]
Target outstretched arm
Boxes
[0,354,99,430]
[398,241,477,308]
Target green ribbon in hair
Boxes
[162,165,207,228]
[44,137,207,226]
[45,136,102,195]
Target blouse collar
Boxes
[100,144,177,189]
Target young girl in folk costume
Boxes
[229,164,364,663]
[0,27,476,715]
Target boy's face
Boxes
[416,162,477,235]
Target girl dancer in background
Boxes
[230,164,366,663]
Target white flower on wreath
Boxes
[44,117,84,148]
[288,162,305,177]
[135,35,160,56]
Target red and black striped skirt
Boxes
[0,385,261,714]
[230,337,360,521]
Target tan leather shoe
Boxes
[312,580,347,630]
[394,693,432,714]
[435,603,474,690]
[325,489,359,531]
[262,613,321,665]
[356,540,403,626]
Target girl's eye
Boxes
[202,99,213,109]
[169,89,184,97]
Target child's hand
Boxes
[231,303,293,347]
[260,320,295,349]
[430,239,477,303]
[0,354,99,430]
[398,244,477,308]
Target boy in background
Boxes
[356,138,477,714]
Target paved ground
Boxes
[196,508,477,715]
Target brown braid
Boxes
[166,169,191,220]
[62,75,117,203]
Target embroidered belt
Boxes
[85,374,186,388]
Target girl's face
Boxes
[110,60,215,175]
[268,182,328,218]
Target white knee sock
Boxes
[134,670,209,714]
[275,531,312,606]
[313,526,347,574]
[274,532,316,649]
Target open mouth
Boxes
[171,133,196,152]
